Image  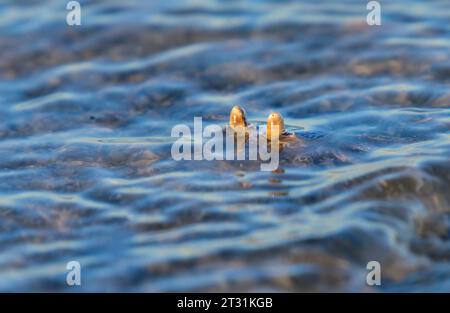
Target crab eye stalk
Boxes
[266,112,285,140]
[229,105,248,129]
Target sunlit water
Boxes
[0,0,449,292]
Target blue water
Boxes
[0,0,449,292]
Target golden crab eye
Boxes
[229,105,248,129]
[266,112,285,140]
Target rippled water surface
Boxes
[0,0,449,292]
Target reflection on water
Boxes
[0,0,449,292]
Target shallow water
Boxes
[0,0,449,292]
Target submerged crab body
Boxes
[222,107,356,168]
